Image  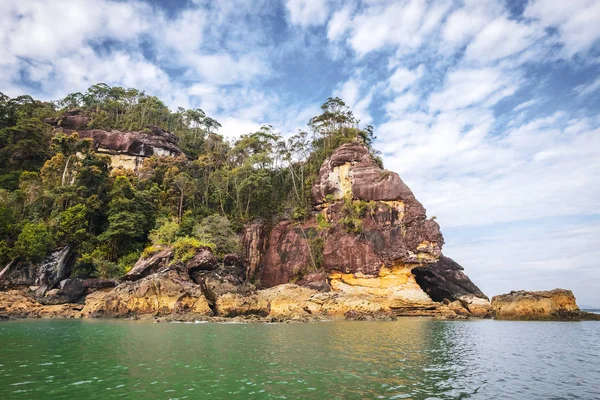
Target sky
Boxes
[1,0,599,305]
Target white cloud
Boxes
[575,76,600,97]
[388,65,424,93]
[441,0,502,51]
[346,0,449,57]
[327,6,353,41]
[285,0,329,27]
[513,99,540,112]
[428,67,518,111]
[525,0,600,57]
[385,93,419,115]
[465,17,537,63]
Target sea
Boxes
[0,318,599,399]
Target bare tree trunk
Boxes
[178,189,184,223]
[61,155,72,187]
[0,259,16,279]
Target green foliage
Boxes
[149,218,180,246]
[340,195,369,234]
[316,213,331,232]
[13,221,54,262]
[172,236,215,263]
[0,86,383,278]
[118,251,141,274]
[308,236,325,270]
[57,204,90,247]
[193,214,240,258]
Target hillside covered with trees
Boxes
[0,84,378,279]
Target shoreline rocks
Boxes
[492,289,600,321]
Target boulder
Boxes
[184,247,218,272]
[82,278,119,292]
[492,289,600,321]
[296,271,331,292]
[215,293,270,317]
[124,247,173,281]
[0,247,74,293]
[37,278,86,305]
[0,260,37,289]
[0,290,82,319]
[411,256,491,317]
[82,266,212,318]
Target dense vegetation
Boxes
[0,84,378,278]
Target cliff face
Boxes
[246,141,490,317]
[0,140,492,321]
[44,110,183,170]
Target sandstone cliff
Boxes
[0,140,493,321]
[43,110,183,170]
[244,141,491,318]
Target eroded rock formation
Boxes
[43,110,183,171]
[0,140,494,321]
[492,289,600,321]
[249,141,490,318]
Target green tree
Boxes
[13,221,54,263]
[193,214,240,257]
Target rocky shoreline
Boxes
[3,140,594,323]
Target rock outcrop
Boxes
[413,256,491,317]
[81,266,212,318]
[492,289,600,321]
[248,141,490,318]
[0,290,82,319]
[0,247,74,295]
[44,110,183,171]
[0,140,494,321]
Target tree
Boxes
[57,204,91,247]
[193,214,240,257]
[99,176,151,260]
[13,221,54,263]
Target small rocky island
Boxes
[0,87,594,322]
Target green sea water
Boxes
[0,319,599,399]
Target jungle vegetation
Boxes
[0,84,378,278]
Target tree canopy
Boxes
[0,84,379,279]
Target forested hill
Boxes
[0,83,378,279]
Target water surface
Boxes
[0,319,598,399]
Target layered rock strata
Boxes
[248,141,491,317]
[43,110,183,170]
[492,289,600,321]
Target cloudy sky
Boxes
[2,0,599,305]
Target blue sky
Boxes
[1,0,599,305]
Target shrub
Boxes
[172,236,215,263]
[73,247,125,279]
[149,218,180,245]
[193,214,239,257]
[316,213,331,232]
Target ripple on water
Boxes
[0,319,599,399]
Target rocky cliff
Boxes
[0,140,493,321]
[244,141,491,318]
[43,110,183,170]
